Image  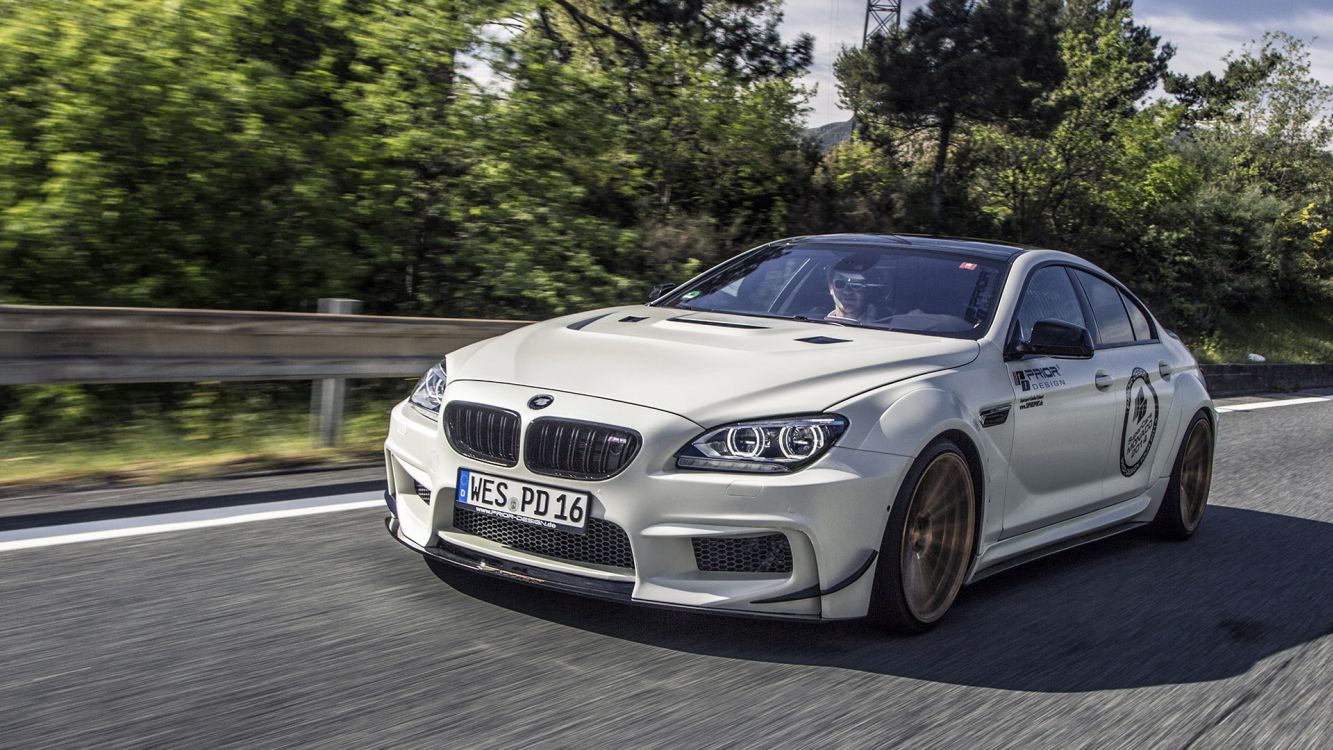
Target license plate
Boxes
[455,468,589,534]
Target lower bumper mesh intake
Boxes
[693,534,794,573]
[452,505,634,570]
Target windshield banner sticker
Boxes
[1120,367,1159,476]
[1013,365,1065,392]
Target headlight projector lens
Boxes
[779,425,824,460]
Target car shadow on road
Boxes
[426,505,1333,692]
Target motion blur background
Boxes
[1,0,1330,490]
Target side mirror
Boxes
[1014,319,1094,359]
[647,283,677,303]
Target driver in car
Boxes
[826,258,889,323]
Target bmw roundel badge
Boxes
[528,394,554,410]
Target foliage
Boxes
[1,0,1331,358]
[0,0,814,317]
[834,0,1064,227]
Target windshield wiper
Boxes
[793,315,847,327]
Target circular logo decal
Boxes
[528,395,554,410]
[1120,367,1159,477]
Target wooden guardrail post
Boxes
[311,298,362,446]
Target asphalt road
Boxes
[1,399,1330,749]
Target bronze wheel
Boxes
[900,452,976,623]
[1151,411,1214,540]
[869,439,977,633]
[1178,418,1213,532]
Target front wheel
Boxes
[1150,411,1214,540]
[867,439,977,633]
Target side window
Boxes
[1121,291,1154,341]
[1073,270,1134,345]
[1014,266,1087,341]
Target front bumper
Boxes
[385,513,827,622]
[385,380,912,620]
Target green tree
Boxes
[834,0,1064,227]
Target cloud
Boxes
[780,0,865,126]
[1144,8,1333,86]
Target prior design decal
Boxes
[1120,367,1159,476]
[1019,395,1045,410]
[1013,365,1066,393]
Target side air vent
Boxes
[980,404,1012,428]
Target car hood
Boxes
[448,306,980,426]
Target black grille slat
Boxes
[524,418,640,481]
[692,535,794,573]
[453,505,634,569]
[444,402,520,467]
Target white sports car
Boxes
[384,234,1215,631]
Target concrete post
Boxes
[312,298,362,446]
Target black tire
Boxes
[1150,410,1214,540]
[867,438,977,634]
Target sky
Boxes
[781,0,1333,126]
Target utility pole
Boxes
[863,1,902,44]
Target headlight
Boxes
[676,415,848,473]
[408,361,447,417]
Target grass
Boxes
[1189,300,1333,364]
[0,401,395,494]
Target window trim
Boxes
[1006,261,1160,355]
[1069,267,1159,349]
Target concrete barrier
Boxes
[1199,363,1333,398]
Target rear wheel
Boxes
[1150,411,1214,540]
[868,439,976,633]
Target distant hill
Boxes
[805,118,855,154]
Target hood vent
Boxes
[566,313,610,331]
[668,317,768,330]
[796,336,849,345]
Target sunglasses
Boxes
[832,277,874,292]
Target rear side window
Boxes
[1121,291,1154,341]
[1073,270,1134,345]
[1015,266,1086,341]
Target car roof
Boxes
[782,233,1031,262]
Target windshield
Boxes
[656,243,1009,339]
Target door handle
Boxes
[1159,360,1172,379]
[1095,370,1113,391]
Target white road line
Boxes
[0,491,383,552]
[1216,395,1333,413]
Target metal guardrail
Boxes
[0,303,529,386]
[4,304,1332,443]
[0,302,533,445]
